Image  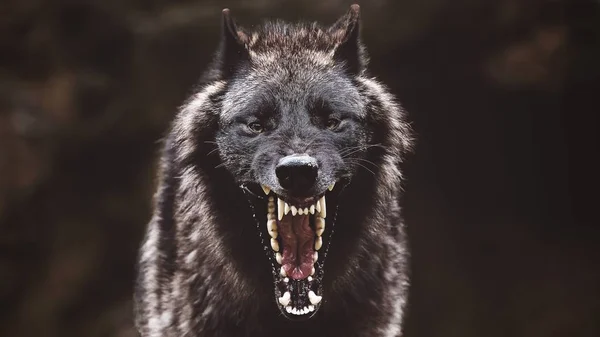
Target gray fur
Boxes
[135,5,413,337]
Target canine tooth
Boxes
[286,306,292,313]
[308,291,322,305]
[262,185,271,195]
[291,206,298,216]
[267,220,278,238]
[278,291,291,306]
[315,200,321,213]
[328,183,335,191]
[271,238,279,251]
[315,217,325,236]
[318,196,326,218]
[308,276,313,282]
[277,198,285,221]
[298,207,304,215]
[309,205,315,214]
[315,236,322,250]
[308,305,315,312]
[313,251,318,263]
[280,267,287,277]
[275,252,282,264]
[311,266,315,275]
[284,203,290,215]
[284,277,289,283]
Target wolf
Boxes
[134,4,413,337]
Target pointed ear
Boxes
[219,9,249,79]
[330,4,365,75]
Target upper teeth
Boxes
[275,198,325,219]
[277,198,285,221]
[270,238,279,251]
[318,196,326,218]
[315,216,325,236]
[328,183,335,191]
[262,185,271,195]
[267,219,277,239]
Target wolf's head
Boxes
[172,5,412,321]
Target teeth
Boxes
[271,238,279,251]
[284,203,290,215]
[328,183,335,191]
[275,252,282,264]
[292,308,298,315]
[267,220,278,238]
[280,267,287,277]
[318,196,326,218]
[311,266,315,275]
[308,291,322,305]
[267,212,275,220]
[291,206,298,216]
[302,307,308,315]
[286,306,292,313]
[315,199,321,213]
[262,185,271,195]
[277,198,285,221]
[298,207,304,215]
[313,251,318,263]
[303,207,309,214]
[308,305,315,312]
[284,277,289,283]
[314,236,322,250]
[278,291,291,306]
[315,217,325,236]
[308,276,313,282]
[309,205,315,214]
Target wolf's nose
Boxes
[276,155,318,194]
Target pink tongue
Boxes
[278,214,315,280]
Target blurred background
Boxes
[1,0,598,336]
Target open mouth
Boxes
[258,183,336,319]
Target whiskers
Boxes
[340,144,384,176]
[339,144,385,158]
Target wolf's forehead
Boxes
[220,67,364,122]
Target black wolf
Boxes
[134,4,413,337]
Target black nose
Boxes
[276,155,319,194]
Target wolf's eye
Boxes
[326,118,341,130]
[248,122,264,134]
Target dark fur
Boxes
[135,5,413,337]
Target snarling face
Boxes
[213,5,372,320]
[215,66,371,319]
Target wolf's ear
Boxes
[219,9,249,79]
[330,4,365,75]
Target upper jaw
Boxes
[260,182,336,203]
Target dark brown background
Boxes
[1,0,598,336]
